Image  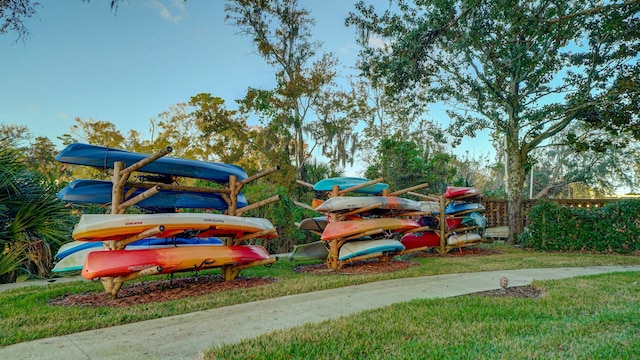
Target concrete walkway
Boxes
[2,265,640,360]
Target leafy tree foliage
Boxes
[365,138,457,195]
[0,125,69,182]
[0,0,38,41]
[0,147,75,282]
[347,0,640,242]
[226,0,362,180]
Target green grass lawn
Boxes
[1,243,639,348]
[203,272,640,359]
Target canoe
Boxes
[447,232,483,245]
[58,179,247,210]
[400,231,441,250]
[56,143,247,183]
[288,241,329,262]
[53,241,223,273]
[444,202,485,215]
[72,213,278,242]
[321,218,420,241]
[338,239,404,261]
[445,186,481,199]
[313,177,389,195]
[81,245,270,280]
[314,196,421,214]
[297,217,328,232]
[55,237,223,259]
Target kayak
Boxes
[313,177,389,195]
[56,143,247,183]
[82,245,271,279]
[72,213,277,242]
[400,231,441,250]
[314,196,421,214]
[321,218,420,241]
[55,237,223,259]
[59,179,247,210]
[338,239,404,261]
[53,241,223,273]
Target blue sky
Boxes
[1,0,493,176]
[1,0,363,143]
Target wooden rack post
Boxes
[220,166,281,282]
[438,195,447,254]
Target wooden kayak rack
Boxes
[73,146,281,297]
[296,179,486,269]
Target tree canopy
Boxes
[347,0,640,242]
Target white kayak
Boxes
[315,196,421,214]
[447,232,483,245]
[72,213,277,242]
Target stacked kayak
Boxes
[82,245,270,280]
[59,179,248,211]
[293,177,425,266]
[56,142,248,182]
[55,143,277,282]
[53,237,223,274]
[313,177,389,195]
[315,196,421,215]
[72,213,278,242]
[294,180,488,264]
[443,186,486,246]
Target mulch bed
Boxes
[469,285,544,298]
[48,247,540,307]
[47,275,277,307]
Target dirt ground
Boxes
[48,247,541,307]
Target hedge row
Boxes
[520,199,640,254]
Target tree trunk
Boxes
[506,142,526,244]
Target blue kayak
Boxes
[55,237,223,260]
[444,202,485,215]
[313,177,389,195]
[338,239,405,261]
[58,179,248,210]
[56,143,247,183]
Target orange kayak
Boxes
[82,245,270,280]
[321,218,420,241]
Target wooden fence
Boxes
[482,198,620,228]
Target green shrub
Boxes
[521,200,640,253]
[241,181,318,254]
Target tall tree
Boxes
[347,0,640,242]
[225,0,352,180]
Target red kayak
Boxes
[401,231,441,250]
[82,245,270,279]
[444,186,480,200]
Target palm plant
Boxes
[0,148,75,282]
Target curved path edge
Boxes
[3,265,640,360]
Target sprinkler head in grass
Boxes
[499,276,509,293]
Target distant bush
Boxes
[520,200,640,254]
[241,181,317,254]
